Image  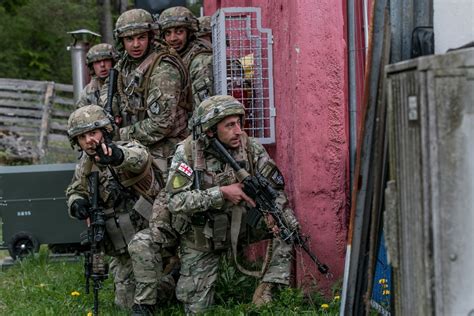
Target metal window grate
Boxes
[212,7,275,144]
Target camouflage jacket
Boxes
[166,133,294,250]
[66,140,160,254]
[76,76,103,108]
[180,38,214,111]
[99,46,190,167]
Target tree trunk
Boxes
[97,0,114,44]
[116,0,128,13]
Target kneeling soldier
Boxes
[166,95,299,314]
[66,105,176,315]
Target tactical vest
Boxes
[181,38,213,107]
[81,77,102,106]
[81,152,162,255]
[177,134,254,252]
[181,38,213,69]
[115,46,192,136]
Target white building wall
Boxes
[434,0,474,53]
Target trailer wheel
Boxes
[8,232,40,260]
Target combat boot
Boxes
[252,282,274,307]
[131,303,154,316]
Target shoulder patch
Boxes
[171,173,190,190]
[177,162,193,177]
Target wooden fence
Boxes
[0,78,76,163]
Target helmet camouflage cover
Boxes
[196,16,211,38]
[86,43,119,66]
[67,105,112,140]
[114,8,154,39]
[194,95,245,132]
[158,6,199,34]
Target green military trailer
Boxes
[0,163,86,259]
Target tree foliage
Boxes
[0,0,99,84]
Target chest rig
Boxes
[181,38,213,68]
[115,46,191,127]
[82,155,162,254]
[179,134,254,252]
[85,77,103,105]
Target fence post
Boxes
[38,82,55,159]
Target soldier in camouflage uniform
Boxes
[158,7,214,111]
[76,43,118,108]
[66,105,175,315]
[196,16,212,43]
[98,8,191,314]
[166,95,298,314]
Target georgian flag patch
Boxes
[178,162,193,177]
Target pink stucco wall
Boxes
[204,0,349,294]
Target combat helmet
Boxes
[86,43,119,66]
[158,6,199,35]
[193,95,245,133]
[113,8,154,52]
[196,16,211,38]
[67,105,113,142]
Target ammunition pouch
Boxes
[102,200,148,253]
[185,211,230,252]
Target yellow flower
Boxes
[383,290,391,295]
[71,291,80,297]
[378,278,387,284]
[321,303,329,309]
[87,312,93,316]
[334,295,340,301]
[38,283,46,288]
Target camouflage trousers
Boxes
[128,228,177,306]
[109,253,135,309]
[176,237,293,314]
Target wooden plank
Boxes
[0,107,43,119]
[55,83,74,92]
[0,99,43,109]
[0,116,41,126]
[0,80,46,92]
[53,95,75,106]
[38,82,54,158]
[51,108,72,120]
[0,124,39,134]
[0,91,43,101]
[0,77,47,87]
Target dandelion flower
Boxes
[87,312,93,316]
[378,278,387,284]
[334,295,340,301]
[383,290,390,295]
[71,291,80,297]
[321,303,329,309]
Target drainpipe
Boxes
[341,0,358,314]
[67,29,101,104]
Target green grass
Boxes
[0,248,341,315]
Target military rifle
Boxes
[104,68,119,126]
[209,138,329,275]
[83,171,108,316]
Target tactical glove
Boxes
[95,142,124,166]
[71,199,91,220]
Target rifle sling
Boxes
[230,206,273,278]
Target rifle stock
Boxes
[209,138,329,275]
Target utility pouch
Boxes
[103,207,127,251]
[212,213,229,250]
[172,213,190,235]
[133,195,153,220]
